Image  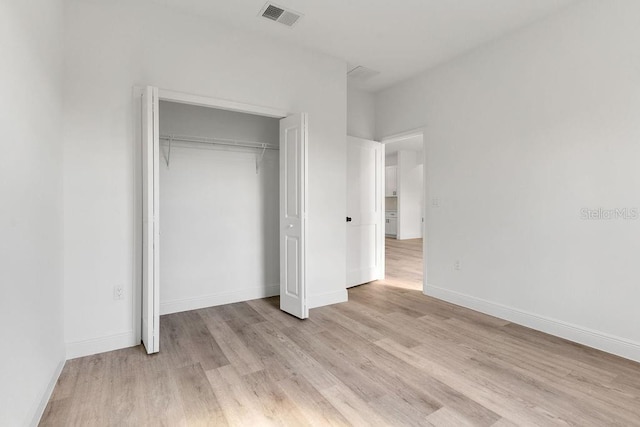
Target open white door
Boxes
[142,86,160,353]
[346,136,384,287]
[279,113,308,319]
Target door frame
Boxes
[133,87,289,345]
[380,128,427,293]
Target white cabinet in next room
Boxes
[385,165,397,197]
[385,211,397,237]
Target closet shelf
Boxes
[159,134,279,151]
[159,134,278,173]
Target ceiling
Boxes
[150,0,577,92]
[385,135,424,156]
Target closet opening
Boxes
[158,101,281,315]
[138,87,309,354]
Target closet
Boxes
[140,87,308,354]
[158,101,281,315]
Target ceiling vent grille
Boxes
[347,66,380,82]
[259,3,303,27]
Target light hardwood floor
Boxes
[41,239,640,426]
[381,237,423,290]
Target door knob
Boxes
[346,217,352,222]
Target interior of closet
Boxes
[158,100,280,315]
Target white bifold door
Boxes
[279,113,309,319]
[141,86,160,354]
[346,136,384,287]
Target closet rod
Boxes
[159,134,279,151]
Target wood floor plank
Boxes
[375,338,570,426]
[205,365,273,427]
[47,359,80,402]
[105,371,144,426]
[64,353,111,426]
[173,363,227,426]
[199,308,265,376]
[348,290,419,315]
[329,299,421,348]
[318,384,390,427]
[241,370,310,426]
[159,313,203,369]
[139,368,187,427]
[425,407,479,427]
[247,296,326,335]
[312,305,386,343]
[39,398,71,427]
[176,311,230,371]
[205,301,266,326]
[251,321,342,391]
[40,237,640,426]
[490,418,520,427]
[223,319,295,382]
[310,328,443,419]
[276,374,352,426]
[284,326,389,402]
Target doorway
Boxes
[381,131,425,291]
[345,130,426,293]
[383,131,425,290]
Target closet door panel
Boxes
[279,113,308,319]
[142,86,160,354]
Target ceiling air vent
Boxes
[259,3,303,27]
[347,65,380,82]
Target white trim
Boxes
[160,285,280,315]
[424,284,640,363]
[29,358,65,427]
[158,89,288,118]
[66,331,138,360]
[379,145,386,280]
[132,86,143,345]
[422,144,428,285]
[380,127,425,144]
[308,289,348,309]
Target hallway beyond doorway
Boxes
[378,237,423,290]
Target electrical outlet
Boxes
[114,286,124,300]
[431,198,440,207]
[454,260,461,271]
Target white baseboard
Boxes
[160,285,280,315]
[424,284,640,363]
[30,358,65,427]
[308,289,348,309]
[66,330,138,360]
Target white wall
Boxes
[63,0,347,358]
[347,85,375,140]
[158,102,280,314]
[385,153,398,166]
[375,0,640,361]
[0,0,65,424]
[397,151,423,240]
